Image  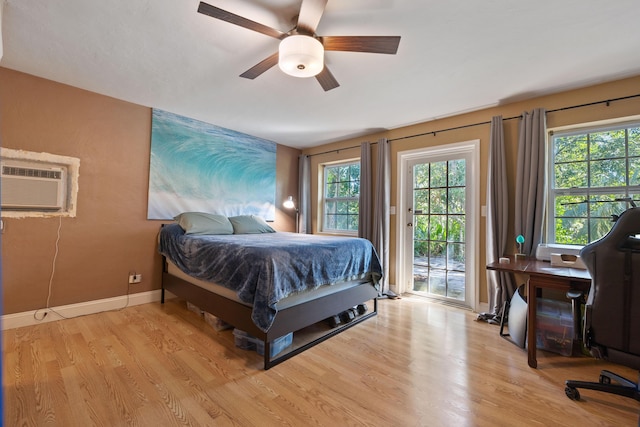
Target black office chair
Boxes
[565,206,640,402]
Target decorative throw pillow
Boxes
[228,215,276,234]
[174,212,234,235]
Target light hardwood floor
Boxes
[3,296,639,426]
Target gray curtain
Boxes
[486,116,516,318]
[515,108,547,255]
[372,138,390,293]
[298,154,312,234]
[359,142,373,240]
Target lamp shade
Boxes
[283,196,296,209]
[278,35,324,78]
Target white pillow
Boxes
[228,215,276,234]
[174,212,234,235]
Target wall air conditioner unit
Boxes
[1,163,65,211]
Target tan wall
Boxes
[0,67,300,315]
[303,75,640,305]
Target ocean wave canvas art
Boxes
[148,109,276,220]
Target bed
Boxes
[158,215,382,369]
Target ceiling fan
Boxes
[197,0,401,91]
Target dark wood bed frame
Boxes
[161,258,379,369]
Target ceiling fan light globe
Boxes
[278,35,324,78]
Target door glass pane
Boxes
[428,269,446,296]
[412,158,467,304]
[414,215,428,240]
[414,189,429,213]
[428,215,446,241]
[414,163,430,187]
[429,189,447,214]
[448,188,465,214]
[448,159,466,186]
[413,262,428,292]
[430,161,447,187]
[429,241,446,269]
[447,216,465,242]
[447,270,465,300]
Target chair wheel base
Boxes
[565,386,581,401]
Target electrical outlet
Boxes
[128,273,142,284]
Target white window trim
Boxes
[319,158,360,236]
[396,139,480,311]
[546,115,640,246]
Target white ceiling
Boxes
[2,0,640,149]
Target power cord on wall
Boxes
[33,217,132,322]
[34,216,63,321]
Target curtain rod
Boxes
[545,93,640,113]
[391,93,640,143]
[307,143,363,158]
[307,93,640,157]
[389,115,521,143]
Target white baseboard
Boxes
[389,283,490,314]
[476,302,490,314]
[2,290,176,330]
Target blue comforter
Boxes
[158,224,382,332]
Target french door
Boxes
[398,141,479,309]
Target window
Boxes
[548,120,640,245]
[322,161,360,233]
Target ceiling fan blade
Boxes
[322,36,401,54]
[198,2,285,40]
[297,0,328,35]
[315,66,340,91]
[239,52,279,79]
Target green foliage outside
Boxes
[324,162,360,231]
[552,126,640,244]
[413,160,466,267]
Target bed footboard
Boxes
[161,264,378,369]
[263,293,378,369]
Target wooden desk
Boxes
[486,256,591,368]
